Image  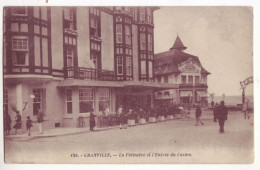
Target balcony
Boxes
[65,67,116,81]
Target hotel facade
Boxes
[3,6,175,131]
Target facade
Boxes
[154,35,210,107]
[3,6,174,131]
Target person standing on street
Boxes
[37,108,44,134]
[4,111,12,135]
[13,111,22,134]
[26,116,33,136]
[89,108,96,131]
[195,104,204,126]
[217,101,228,133]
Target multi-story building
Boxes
[154,35,210,107]
[3,6,173,131]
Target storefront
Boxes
[154,89,177,106]
[195,90,208,107]
[179,90,193,107]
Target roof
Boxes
[170,35,187,51]
[154,49,210,76]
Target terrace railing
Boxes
[65,67,116,81]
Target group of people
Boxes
[4,107,44,136]
[212,101,229,133]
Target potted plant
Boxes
[149,109,156,123]
[138,109,146,124]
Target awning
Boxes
[196,91,208,97]
[57,79,177,89]
[154,89,177,99]
[57,79,123,88]
[180,91,192,97]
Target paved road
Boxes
[4,111,254,164]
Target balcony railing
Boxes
[65,67,116,81]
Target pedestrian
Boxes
[217,101,228,134]
[213,102,219,122]
[116,105,123,127]
[89,108,96,131]
[195,104,204,126]
[119,108,128,129]
[26,116,33,136]
[211,101,215,108]
[4,111,12,135]
[13,111,22,134]
[37,108,44,134]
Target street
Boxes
[4,110,254,164]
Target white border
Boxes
[0,0,259,170]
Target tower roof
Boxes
[170,35,187,51]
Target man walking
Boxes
[195,104,204,126]
[217,101,228,133]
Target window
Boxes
[98,88,110,112]
[164,75,168,83]
[79,88,94,113]
[33,89,42,115]
[66,89,72,114]
[63,8,75,30]
[147,8,152,23]
[181,75,186,84]
[188,76,193,85]
[64,8,73,21]
[11,7,27,16]
[140,33,146,50]
[116,24,122,43]
[91,42,100,51]
[4,90,8,115]
[66,48,74,67]
[126,57,132,76]
[195,76,200,85]
[148,34,153,51]
[12,36,28,50]
[117,56,123,75]
[12,36,28,65]
[148,61,153,78]
[139,8,145,21]
[90,7,100,16]
[141,60,146,78]
[90,18,99,37]
[125,25,131,45]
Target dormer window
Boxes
[63,8,75,30]
[139,8,145,22]
[11,7,27,16]
[147,8,152,23]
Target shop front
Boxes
[179,90,193,107]
[195,90,208,107]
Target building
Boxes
[154,35,210,107]
[3,6,174,131]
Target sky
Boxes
[153,7,253,96]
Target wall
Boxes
[51,7,64,70]
[101,11,114,71]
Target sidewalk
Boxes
[5,109,217,141]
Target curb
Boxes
[5,117,214,141]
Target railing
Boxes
[65,67,116,81]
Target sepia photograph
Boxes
[2,5,255,164]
